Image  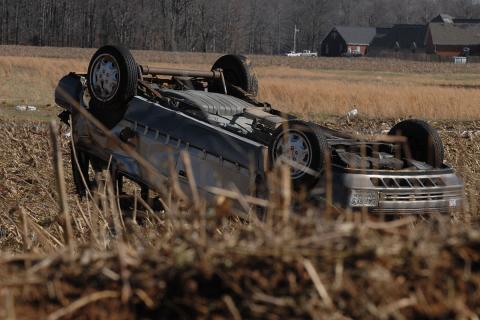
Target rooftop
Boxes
[371,24,427,49]
[331,26,377,45]
[429,23,480,46]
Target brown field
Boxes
[0,117,478,319]
[0,46,479,319]
[0,45,479,119]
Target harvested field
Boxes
[4,214,480,319]
[0,46,479,319]
[0,116,478,319]
[2,45,480,74]
[0,46,480,119]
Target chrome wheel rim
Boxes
[273,130,312,179]
[90,54,120,102]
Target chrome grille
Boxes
[371,207,450,215]
[370,176,446,188]
[380,189,464,202]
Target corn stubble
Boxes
[0,116,478,319]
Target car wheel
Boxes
[388,119,444,168]
[87,45,138,127]
[270,121,330,190]
[211,54,258,96]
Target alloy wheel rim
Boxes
[90,54,121,102]
[274,130,312,179]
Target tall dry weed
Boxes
[0,53,479,119]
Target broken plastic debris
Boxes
[346,108,358,120]
[15,105,37,112]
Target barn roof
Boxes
[429,23,480,46]
[333,26,377,45]
[431,13,480,24]
[369,27,392,47]
[454,18,480,23]
[371,24,427,49]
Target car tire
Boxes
[87,45,138,127]
[388,119,444,168]
[211,54,258,96]
[269,121,330,190]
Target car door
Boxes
[176,144,252,200]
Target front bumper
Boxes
[330,170,464,215]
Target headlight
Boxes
[349,190,379,207]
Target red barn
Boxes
[321,26,376,57]
[426,22,480,57]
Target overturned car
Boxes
[55,45,464,214]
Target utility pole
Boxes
[293,25,300,53]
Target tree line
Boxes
[0,0,478,54]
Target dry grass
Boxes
[0,46,479,119]
[2,45,480,74]
[259,76,480,120]
[0,57,86,106]
[0,117,478,319]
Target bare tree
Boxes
[0,0,478,54]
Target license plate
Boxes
[350,190,379,207]
[449,199,458,207]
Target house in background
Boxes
[321,13,480,58]
[369,24,427,54]
[426,13,480,57]
[425,22,480,56]
[321,26,376,57]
